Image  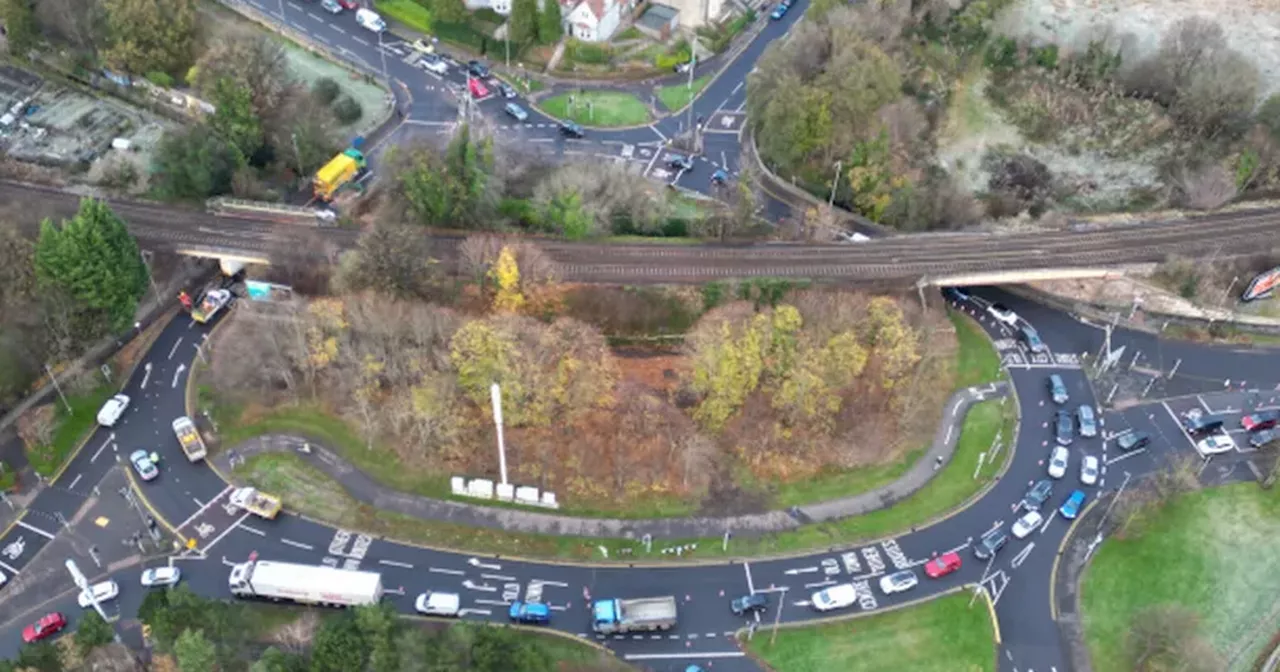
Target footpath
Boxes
[213,382,1008,540]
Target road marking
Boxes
[310,13,324,21]
[69,474,82,489]
[533,579,568,587]
[17,520,55,540]
[0,558,18,574]
[649,125,668,143]
[458,608,491,616]
[625,652,746,661]
[331,26,345,34]
[743,562,756,593]
[177,486,233,530]
[462,580,496,592]
[429,567,465,576]
[239,524,266,537]
[803,579,835,588]
[379,559,413,569]
[481,573,516,581]
[352,37,369,46]
[468,558,501,570]
[1010,542,1035,569]
[943,540,972,555]
[280,538,312,550]
[1039,510,1058,535]
[475,598,510,606]
[783,566,818,575]
[200,512,252,553]
[90,435,114,463]
[1105,448,1146,465]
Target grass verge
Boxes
[657,75,711,112]
[746,592,996,671]
[29,383,114,477]
[377,0,433,34]
[540,90,651,127]
[951,310,1002,388]
[1081,484,1280,671]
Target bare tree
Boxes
[194,32,293,120]
[1126,604,1223,672]
[34,0,107,50]
[333,222,442,300]
[1171,163,1237,210]
[533,161,670,236]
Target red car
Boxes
[923,551,962,579]
[22,612,66,643]
[468,77,490,99]
[1241,410,1280,432]
[337,0,360,8]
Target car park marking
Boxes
[238,524,265,537]
[783,566,818,575]
[16,521,54,540]
[0,559,18,574]
[475,598,510,606]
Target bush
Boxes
[145,71,174,88]
[312,77,342,106]
[655,42,692,70]
[983,37,1019,71]
[1031,44,1059,70]
[1257,93,1280,141]
[332,96,363,125]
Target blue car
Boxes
[1060,490,1086,519]
[509,601,551,625]
[770,2,788,19]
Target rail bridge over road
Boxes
[7,180,1277,284]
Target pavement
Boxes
[211,382,1008,539]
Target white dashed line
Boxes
[239,524,266,537]
[280,538,313,550]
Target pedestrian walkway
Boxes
[215,383,1009,539]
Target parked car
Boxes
[1250,428,1278,449]
[1019,326,1047,354]
[467,60,490,78]
[673,61,692,73]
[770,2,789,19]
[1080,455,1099,486]
[878,570,918,595]
[667,154,694,171]
[923,551,962,579]
[77,580,119,608]
[559,121,585,138]
[504,103,529,121]
[1116,431,1150,452]
[509,601,551,625]
[1241,410,1280,431]
[810,584,857,611]
[140,566,182,588]
[730,593,768,616]
[1012,510,1044,539]
[1021,480,1053,511]
[22,613,66,643]
[974,529,1009,560]
[1047,445,1069,479]
[1047,374,1069,405]
[1054,409,1074,446]
[1060,490,1086,519]
[129,450,159,481]
[420,56,448,75]
[987,302,1018,327]
[97,394,130,427]
[414,591,461,617]
[320,0,343,13]
[1077,405,1097,438]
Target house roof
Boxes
[584,0,607,19]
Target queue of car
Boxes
[23,566,183,646]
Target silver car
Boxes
[1077,404,1097,438]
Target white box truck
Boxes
[228,560,383,607]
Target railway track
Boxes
[5,181,1279,283]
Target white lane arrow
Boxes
[462,580,496,592]
[171,363,186,388]
[140,363,152,389]
[783,567,819,575]
[467,558,501,570]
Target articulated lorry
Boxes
[228,487,282,519]
[313,149,366,201]
[228,559,383,606]
[591,596,678,634]
[171,416,207,462]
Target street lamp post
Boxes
[829,160,842,207]
[490,384,509,486]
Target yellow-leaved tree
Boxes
[489,246,524,313]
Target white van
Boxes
[414,591,461,617]
[810,583,857,611]
[355,8,386,33]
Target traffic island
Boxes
[538,91,652,128]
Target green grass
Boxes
[377,0,433,34]
[539,90,651,127]
[615,26,644,41]
[30,382,114,477]
[951,311,1003,388]
[747,592,996,671]
[1082,484,1280,671]
[657,75,711,111]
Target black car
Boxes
[667,154,694,171]
[559,121,585,138]
[1182,413,1225,437]
[1021,479,1053,511]
[941,287,970,304]
[1116,431,1150,452]
[730,593,768,615]
[467,60,490,78]
[974,528,1009,560]
[498,82,517,99]
[1249,428,1278,449]
[1054,409,1074,446]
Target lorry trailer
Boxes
[228,560,383,606]
[591,596,678,634]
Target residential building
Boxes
[567,0,623,42]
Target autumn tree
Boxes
[193,33,291,122]
[208,76,264,160]
[333,222,441,300]
[0,0,39,56]
[509,0,540,44]
[395,128,495,229]
[489,246,525,312]
[101,0,198,76]
[34,0,106,51]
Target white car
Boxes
[421,57,448,75]
[140,566,181,587]
[1080,455,1099,486]
[878,570,918,595]
[987,303,1019,327]
[77,580,119,608]
[810,583,856,611]
[97,394,130,427]
[130,450,159,481]
[414,591,461,617]
[1012,510,1044,539]
[1048,445,1069,479]
[1197,434,1235,455]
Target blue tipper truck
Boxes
[592,595,678,635]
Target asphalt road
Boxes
[2,291,1276,670]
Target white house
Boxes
[567,0,623,42]
[464,0,511,14]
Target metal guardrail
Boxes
[206,198,337,226]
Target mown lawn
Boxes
[30,383,115,477]
[376,0,432,34]
[1082,484,1280,671]
[657,75,711,112]
[747,592,996,671]
[540,91,650,127]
